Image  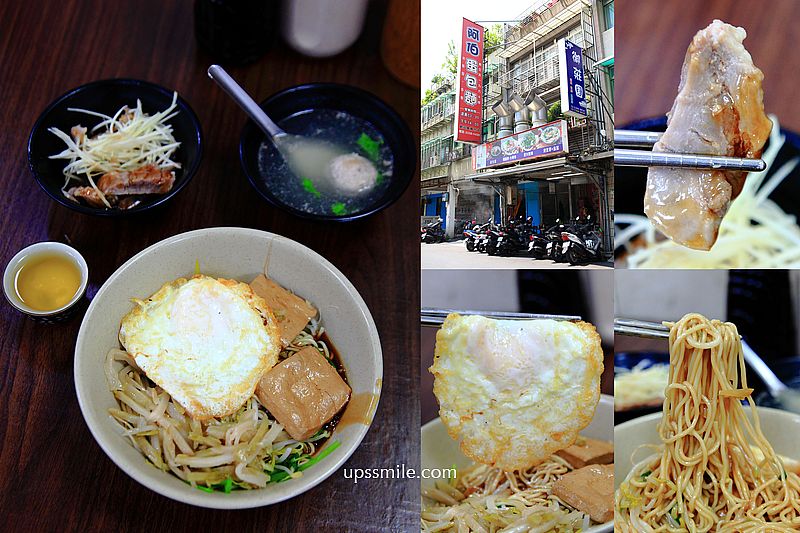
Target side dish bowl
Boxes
[28,78,202,216]
[239,83,415,222]
[74,227,382,508]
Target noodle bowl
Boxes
[615,313,800,532]
[105,320,343,491]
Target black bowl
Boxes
[28,79,203,216]
[239,83,416,222]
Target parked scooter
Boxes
[496,216,534,256]
[476,221,497,253]
[562,216,603,265]
[529,219,566,261]
[421,218,445,243]
[464,218,490,252]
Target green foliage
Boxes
[547,101,563,122]
[443,41,458,79]
[485,24,503,50]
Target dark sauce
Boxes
[317,331,348,437]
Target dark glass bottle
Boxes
[194,0,279,65]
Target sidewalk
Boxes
[421,241,613,269]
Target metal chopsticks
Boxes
[421,307,581,326]
[614,129,766,172]
[614,318,670,339]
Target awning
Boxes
[597,56,614,67]
[456,157,568,182]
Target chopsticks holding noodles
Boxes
[614,129,766,172]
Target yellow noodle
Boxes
[615,313,800,532]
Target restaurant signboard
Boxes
[472,120,569,170]
[453,18,484,144]
[558,38,588,118]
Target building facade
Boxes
[420,0,614,254]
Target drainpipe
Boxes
[446,182,458,239]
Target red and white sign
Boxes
[454,18,484,144]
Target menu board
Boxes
[558,38,588,118]
[453,18,484,144]
[472,120,569,170]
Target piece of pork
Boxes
[97,164,175,196]
[67,186,107,208]
[644,20,772,250]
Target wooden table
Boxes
[616,0,800,132]
[0,1,419,530]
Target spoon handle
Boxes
[741,339,787,395]
[207,65,285,139]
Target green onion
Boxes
[196,485,214,493]
[376,171,384,184]
[640,470,652,481]
[331,202,347,216]
[302,177,321,198]
[298,440,341,472]
[356,133,382,162]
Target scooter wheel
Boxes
[466,241,475,252]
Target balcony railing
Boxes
[421,147,471,170]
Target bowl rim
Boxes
[27,78,204,217]
[73,227,383,508]
[238,82,416,222]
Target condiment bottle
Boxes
[281,0,369,58]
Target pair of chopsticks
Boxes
[614,129,766,172]
[614,318,669,339]
[421,307,580,326]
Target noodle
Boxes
[615,313,800,532]
[105,322,339,492]
[421,455,593,533]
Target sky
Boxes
[421,0,536,96]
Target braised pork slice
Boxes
[97,164,175,196]
[67,186,107,208]
[644,20,772,250]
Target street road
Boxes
[421,241,613,269]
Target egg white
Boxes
[430,314,603,471]
[119,275,280,420]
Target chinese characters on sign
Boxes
[454,18,484,144]
[472,120,569,170]
[558,39,587,118]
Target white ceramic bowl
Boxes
[421,394,614,533]
[614,405,800,489]
[74,227,382,508]
[3,241,88,319]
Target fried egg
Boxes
[430,314,603,471]
[119,275,280,420]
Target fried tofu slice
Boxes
[552,464,613,523]
[255,346,350,440]
[250,274,317,346]
[555,436,613,469]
